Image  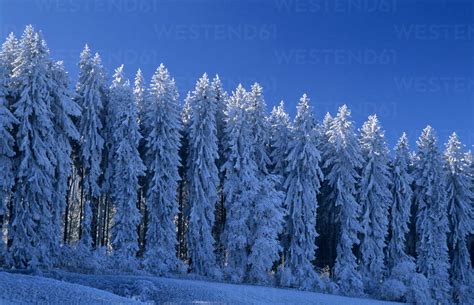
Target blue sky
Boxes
[1,0,473,148]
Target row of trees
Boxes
[0,26,473,304]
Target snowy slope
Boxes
[43,270,401,305]
[0,271,144,305]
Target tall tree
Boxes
[387,133,413,269]
[8,25,56,268]
[444,133,474,304]
[48,60,80,257]
[413,126,451,303]
[281,94,323,290]
[323,105,363,296]
[0,45,18,258]
[246,83,285,284]
[187,74,220,277]
[358,115,391,291]
[268,101,291,178]
[75,45,105,248]
[143,64,182,273]
[221,84,256,282]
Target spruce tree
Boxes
[414,126,451,303]
[9,25,56,268]
[247,83,285,284]
[109,65,145,262]
[143,64,182,273]
[323,105,363,296]
[282,94,323,290]
[187,74,220,277]
[221,84,256,282]
[268,101,291,178]
[444,133,474,304]
[75,45,105,248]
[387,133,413,269]
[358,115,391,290]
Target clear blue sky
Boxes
[1,0,473,148]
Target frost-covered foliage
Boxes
[186,74,220,277]
[143,64,183,274]
[221,84,256,282]
[358,115,391,291]
[8,26,57,269]
[75,45,105,204]
[444,133,474,304]
[413,126,451,304]
[387,133,412,269]
[323,105,363,296]
[109,65,145,263]
[246,83,285,284]
[268,101,291,179]
[281,94,323,290]
[49,61,81,259]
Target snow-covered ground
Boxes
[0,270,401,305]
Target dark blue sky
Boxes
[1,0,473,148]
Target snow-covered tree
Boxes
[143,64,182,273]
[387,133,413,269]
[8,25,56,268]
[48,60,80,257]
[108,65,145,262]
[133,68,146,122]
[0,47,18,257]
[246,83,285,284]
[444,133,474,304]
[75,45,105,247]
[187,73,220,277]
[0,33,19,87]
[281,94,323,290]
[358,115,391,291]
[323,105,363,296]
[413,126,451,303]
[221,84,256,282]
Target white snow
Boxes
[0,270,402,305]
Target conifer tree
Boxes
[358,115,391,290]
[387,133,413,269]
[143,64,182,273]
[187,74,220,277]
[246,83,285,284]
[9,25,56,268]
[444,133,474,304]
[282,94,323,290]
[414,126,451,303]
[221,84,256,282]
[75,45,105,248]
[109,65,145,262]
[323,105,363,296]
[268,101,291,178]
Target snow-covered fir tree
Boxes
[8,25,56,268]
[143,64,183,274]
[133,68,146,122]
[221,84,257,282]
[0,48,18,258]
[75,45,105,248]
[358,115,391,291]
[413,126,451,303]
[444,133,474,304]
[246,83,285,284]
[48,60,80,258]
[387,133,413,269]
[281,94,323,290]
[323,105,363,296]
[109,65,145,262]
[187,74,220,277]
[0,33,19,90]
